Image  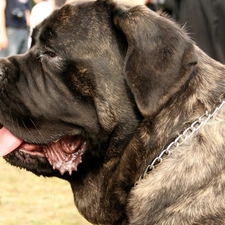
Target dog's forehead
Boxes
[32,1,112,47]
[43,1,103,34]
[31,0,119,56]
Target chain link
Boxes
[135,100,225,186]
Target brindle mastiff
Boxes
[0,0,225,224]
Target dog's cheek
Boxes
[64,62,97,98]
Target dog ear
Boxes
[113,5,197,118]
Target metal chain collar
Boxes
[135,100,225,186]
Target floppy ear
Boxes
[113,5,197,118]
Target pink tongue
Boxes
[0,127,23,156]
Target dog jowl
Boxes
[1,0,225,225]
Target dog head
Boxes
[0,0,197,178]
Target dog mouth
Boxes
[0,127,87,175]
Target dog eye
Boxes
[46,51,56,58]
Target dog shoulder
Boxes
[127,105,225,224]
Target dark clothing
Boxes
[177,0,225,64]
[5,0,30,28]
[55,0,66,7]
[146,3,155,11]
[0,0,30,57]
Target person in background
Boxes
[0,0,30,57]
[30,0,54,29]
[153,0,174,14]
[175,0,225,64]
[55,0,65,7]
[145,0,155,11]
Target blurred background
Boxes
[0,158,91,225]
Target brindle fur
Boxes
[0,0,225,224]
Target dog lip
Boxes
[43,139,87,175]
[19,143,45,157]
[19,135,87,175]
[0,125,87,175]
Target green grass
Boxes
[0,158,91,225]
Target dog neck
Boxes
[135,99,225,186]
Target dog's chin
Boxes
[3,134,87,176]
[3,150,57,177]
